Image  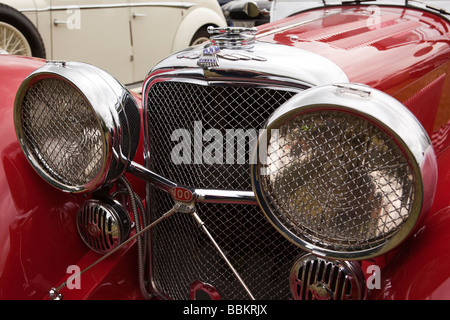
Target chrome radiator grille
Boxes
[146,81,303,299]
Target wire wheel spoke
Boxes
[0,22,32,56]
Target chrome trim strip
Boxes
[145,69,310,95]
[19,2,195,13]
[194,189,257,205]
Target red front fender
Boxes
[370,146,450,300]
[0,55,144,299]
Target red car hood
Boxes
[256,5,450,138]
[257,5,450,92]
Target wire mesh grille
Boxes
[20,78,104,188]
[261,110,415,253]
[146,81,303,299]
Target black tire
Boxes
[190,27,212,46]
[0,3,46,58]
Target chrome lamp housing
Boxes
[14,61,140,193]
[251,83,438,260]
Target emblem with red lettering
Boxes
[171,187,194,203]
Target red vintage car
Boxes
[1,0,450,302]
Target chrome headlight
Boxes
[251,84,437,260]
[14,61,140,193]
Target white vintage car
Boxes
[0,0,227,85]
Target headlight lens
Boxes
[252,84,437,260]
[21,77,105,189]
[14,61,140,193]
[264,110,413,251]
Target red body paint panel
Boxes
[258,5,450,137]
[2,3,450,300]
[0,55,144,299]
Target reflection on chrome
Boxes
[21,78,105,187]
[262,111,414,251]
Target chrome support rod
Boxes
[127,162,257,299]
[51,163,258,299]
[194,189,257,205]
[49,201,256,300]
[190,210,256,300]
[128,161,258,205]
[49,206,178,300]
[128,161,177,192]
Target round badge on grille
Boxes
[290,253,366,300]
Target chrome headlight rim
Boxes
[14,61,140,193]
[251,83,437,260]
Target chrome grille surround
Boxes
[142,40,351,300]
[146,80,300,190]
[145,79,302,300]
[290,253,365,300]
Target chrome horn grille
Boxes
[76,199,131,254]
[290,253,365,300]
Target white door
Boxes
[50,0,134,84]
[129,0,185,82]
